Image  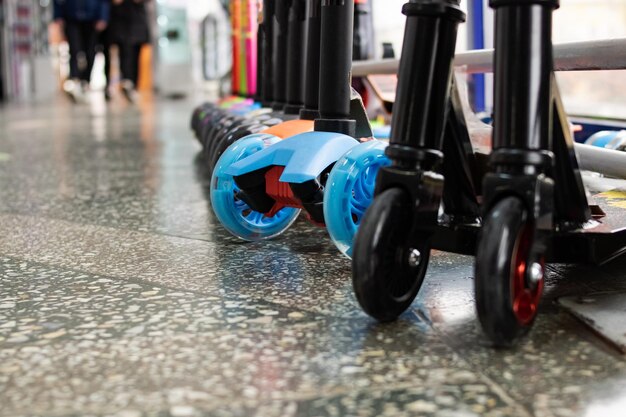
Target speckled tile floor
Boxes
[0,93,625,417]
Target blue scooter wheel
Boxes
[211,134,301,241]
[324,140,389,258]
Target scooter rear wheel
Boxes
[352,188,431,322]
[211,135,300,241]
[475,197,544,347]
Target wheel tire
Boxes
[198,109,225,149]
[352,188,431,321]
[191,107,203,135]
[210,134,300,241]
[475,197,544,347]
[210,125,265,175]
[205,116,241,162]
[324,140,389,258]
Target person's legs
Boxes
[102,42,112,100]
[62,20,88,101]
[119,42,139,102]
[103,41,111,89]
[80,21,98,84]
[118,42,133,83]
[131,44,143,87]
[64,20,83,80]
[119,43,143,86]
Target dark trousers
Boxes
[119,43,143,86]
[64,20,99,82]
[103,45,111,87]
[96,31,111,88]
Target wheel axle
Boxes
[408,248,422,268]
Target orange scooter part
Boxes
[257,119,319,223]
[262,119,314,139]
[265,166,298,216]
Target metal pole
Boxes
[575,144,626,180]
[314,0,356,137]
[262,0,275,106]
[271,0,290,110]
[300,0,322,120]
[491,0,555,151]
[351,38,626,76]
[387,1,465,152]
[284,0,307,114]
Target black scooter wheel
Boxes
[191,107,202,134]
[191,103,214,135]
[205,116,242,160]
[352,188,431,322]
[475,197,544,347]
[198,109,225,148]
[209,124,267,174]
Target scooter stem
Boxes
[315,0,356,137]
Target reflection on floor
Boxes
[0,93,625,417]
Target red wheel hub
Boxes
[511,226,544,326]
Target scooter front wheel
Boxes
[324,140,389,258]
[210,135,300,241]
[475,197,544,347]
[352,188,431,322]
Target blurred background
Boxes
[0,0,625,118]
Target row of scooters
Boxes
[191,0,386,259]
[192,0,626,348]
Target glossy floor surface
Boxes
[1,94,625,417]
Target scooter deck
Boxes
[550,189,626,264]
[431,188,626,265]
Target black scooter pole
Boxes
[300,0,322,120]
[284,0,308,114]
[314,0,356,137]
[271,0,291,110]
[261,0,275,107]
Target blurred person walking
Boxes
[54,0,110,102]
[108,0,152,102]
[96,30,112,101]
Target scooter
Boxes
[192,0,386,160]
[204,0,316,178]
[210,0,389,259]
[352,0,626,347]
[198,0,307,168]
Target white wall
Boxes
[156,0,228,90]
[554,0,626,119]
[554,0,626,43]
[372,0,469,59]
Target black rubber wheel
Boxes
[191,103,215,135]
[209,124,266,174]
[352,188,431,322]
[191,107,202,134]
[205,116,238,158]
[198,110,224,149]
[475,197,544,347]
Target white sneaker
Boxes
[63,79,80,103]
[63,79,87,103]
[121,80,137,103]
